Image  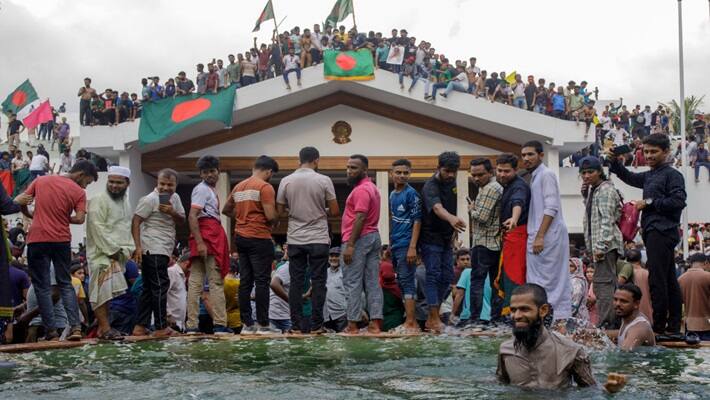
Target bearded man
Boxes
[497,284,626,393]
[86,166,135,340]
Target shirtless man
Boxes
[497,284,626,393]
[579,100,597,137]
[77,78,97,126]
[300,29,313,68]
[610,283,655,351]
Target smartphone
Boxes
[612,144,632,155]
[159,193,171,205]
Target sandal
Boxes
[67,326,83,341]
[98,328,125,341]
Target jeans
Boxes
[135,253,170,330]
[341,232,383,321]
[270,318,292,332]
[444,81,467,97]
[644,230,682,333]
[391,247,416,299]
[240,76,256,87]
[593,251,618,329]
[513,97,526,109]
[694,161,710,180]
[79,99,92,126]
[27,242,79,330]
[419,242,453,308]
[469,246,502,320]
[289,243,329,331]
[533,104,546,114]
[235,236,274,327]
[283,68,301,85]
[30,170,45,182]
[187,255,227,329]
[430,82,448,99]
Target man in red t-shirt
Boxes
[222,155,279,335]
[15,160,98,341]
[341,154,382,335]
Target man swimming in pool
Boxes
[497,283,626,393]
[610,284,656,351]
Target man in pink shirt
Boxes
[341,154,383,335]
[15,160,98,341]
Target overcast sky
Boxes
[1,0,708,114]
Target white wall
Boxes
[183,105,498,158]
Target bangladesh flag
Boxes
[325,0,353,28]
[138,85,236,146]
[2,79,38,116]
[253,0,275,32]
[323,49,374,81]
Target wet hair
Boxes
[470,158,493,172]
[437,151,460,169]
[196,155,219,171]
[496,153,518,169]
[455,248,470,259]
[158,168,178,181]
[512,283,548,307]
[299,146,320,164]
[642,133,671,151]
[392,158,412,168]
[349,154,369,168]
[688,252,707,264]
[522,140,544,154]
[254,155,279,173]
[618,283,642,301]
[69,160,99,181]
[625,248,642,263]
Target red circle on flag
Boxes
[11,91,27,107]
[335,53,357,71]
[171,98,212,123]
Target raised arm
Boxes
[608,157,646,189]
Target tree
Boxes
[660,95,705,136]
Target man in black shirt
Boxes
[7,114,24,148]
[419,152,466,332]
[692,113,707,144]
[608,134,686,337]
[495,154,531,312]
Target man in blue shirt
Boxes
[389,159,422,333]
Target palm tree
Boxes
[660,95,705,136]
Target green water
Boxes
[0,336,708,399]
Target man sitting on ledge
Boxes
[497,283,626,393]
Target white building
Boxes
[80,65,710,246]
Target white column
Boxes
[217,171,232,236]
[376,170,390,245]
[545,146,560,178]
[456,170,470,247]
[119,148,155,210]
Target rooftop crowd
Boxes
[2,129,709,391]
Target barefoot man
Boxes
[86,166,135,340]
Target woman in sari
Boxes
[569,258,590,323]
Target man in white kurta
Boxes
[86,166,135,339]
[523,143,572,320]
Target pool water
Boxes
[0,336,708,399]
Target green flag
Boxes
[138,86,236,146]
[2,79,39,116]
[253,0,275,32]
[325,0,353,28]
[323,49,374,81]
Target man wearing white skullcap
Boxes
[86,165,135,339]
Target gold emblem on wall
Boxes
[331,121,352,144]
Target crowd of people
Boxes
[1,131,709,392]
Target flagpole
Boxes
[351,0,357,29]
[271,0,278,39]
[677,0,689,259]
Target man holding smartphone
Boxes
[132,168,185,337]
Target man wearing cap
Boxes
[580,156,623,328]
[86,166,135,340]
[324,247,347,332]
